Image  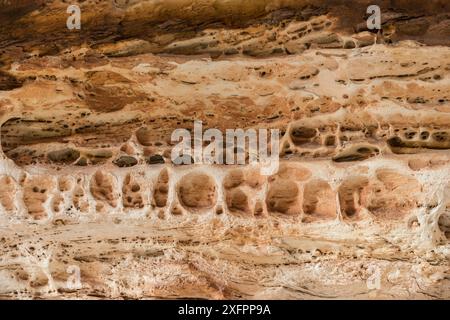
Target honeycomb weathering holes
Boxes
[177,172,217,212]
[303,179,336,221]
[266,179,300,215]
[1,0,450,299]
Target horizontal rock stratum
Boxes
[0,0,449,299]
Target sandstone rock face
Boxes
[177,172,217,211]
[0,0,449,299]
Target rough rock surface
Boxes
[0,0,449,299]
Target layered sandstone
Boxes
[0,0,449,299]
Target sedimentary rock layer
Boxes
[0,0,449,299]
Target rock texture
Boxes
[0,0,449,299]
